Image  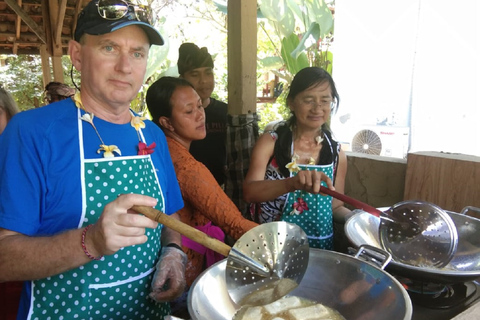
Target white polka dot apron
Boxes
[282,163,334,249]
[28,117,170,319]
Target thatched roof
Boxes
[0,0,89,55]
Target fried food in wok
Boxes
[233,295,346,320]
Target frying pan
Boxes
[132,205,310,306]
[345,207,480,284]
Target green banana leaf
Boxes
[258,0,289,22]
[259,56,285,70]
[258,0,295,36]
[281,33,310,74]
[310,0,334,38]
[291,22,320,59]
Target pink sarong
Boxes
[181,222,225,268]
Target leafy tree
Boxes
[0,54,79,110]
[0,55,43,110]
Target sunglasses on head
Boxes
[96,0,154,25]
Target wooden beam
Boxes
[227,0,257,115]
[15,0,22,39]
[72,0,83,40]
[55,0,67,46]
[41,0,52,55]
[40,44,52,88]
[4,0,46,44]
[0,34,71,45]
[12,0,21,55]
[47,0,62,56]
[51,56,64,83]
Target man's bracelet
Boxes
[81,224,103,261]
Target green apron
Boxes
[28,120,170,319]
[282,163,334,249]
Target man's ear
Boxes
[68,40,82,71]
[159,117,174,132]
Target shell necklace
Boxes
[72,92,155,157]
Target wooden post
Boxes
[227,0,257,115]
[48,0,65,82]
[224,0,259,215]
[39,44,51,88]
[51,56,64,83]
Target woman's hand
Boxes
[289,170,334,194]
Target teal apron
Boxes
[282,163,334,249]
[27,114,170,319]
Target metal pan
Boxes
[188,247,412,320]
[345,207,480,284]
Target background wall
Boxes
[345,152,480,214]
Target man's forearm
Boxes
[0,228,91,282]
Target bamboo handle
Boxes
[132,205,232,257]
[319,186,383,217]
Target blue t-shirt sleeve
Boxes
[0,102,83,236]
[0,110,48,235]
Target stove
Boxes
[395,276,480,320]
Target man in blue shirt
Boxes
[0,1,186,318]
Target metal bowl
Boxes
[345,209,480,284]
[188,248,412,320]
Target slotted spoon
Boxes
[319,187,458,268]
[132,205,310,306]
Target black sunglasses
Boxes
[96,0,154,25]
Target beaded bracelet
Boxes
[81,224,103,261]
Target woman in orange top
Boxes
[146,76,258,288]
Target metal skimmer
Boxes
[379,200,458,268]
[133,206,310,306]
[319,187,458,268]
[225,221,309,306]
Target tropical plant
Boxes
[254,0,335,129]
[257,0,334,81]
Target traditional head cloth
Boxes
[44,82,76,103]
[177,43,214,75]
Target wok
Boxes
[345,208,480,284]
[188,247,412,320]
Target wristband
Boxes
[165,243,183,252]
[81,224,103,261]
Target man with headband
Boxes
[44,81,76,104]
[177,43,228,188]
[0,0,186,318]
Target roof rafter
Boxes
[4,0,46,43]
